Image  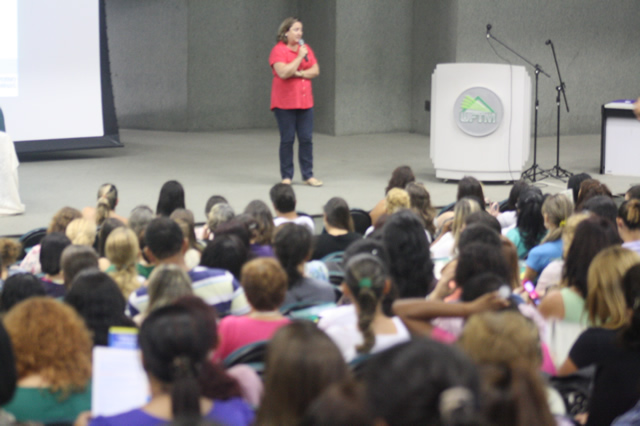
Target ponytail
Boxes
[171,355,201,418]
[540,193,573,244]
[95,184,118,226]
[619,200,640,231]
[345,254,388,355]
[516,190,545,250]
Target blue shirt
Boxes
[526,239,563,274]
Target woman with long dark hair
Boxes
[89,300,253,425]
[311,197,361,260]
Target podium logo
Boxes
[454,87,503,137]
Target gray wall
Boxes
[106,0,640,136]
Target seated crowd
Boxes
[1,170,640,425]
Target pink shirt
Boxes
[269,41,317,110]
[214,315,291,362]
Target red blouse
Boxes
[269,41,317,110]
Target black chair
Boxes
[222,340,269,377]
[17,227,47,260]
[350,209,372,235]
[280,301,337,322]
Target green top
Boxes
[2,385,92,423]
[506,227,528,259]
[106,262,154,279]
[560,287,588,325]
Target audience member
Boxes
[82,183,128,226]
[582,195,618,225]
[406,182,437,238]
[257,321,349,425]
[214,258,290,362]
[134,264,193,325]
[89,302,254,425]
[0,322,17,424]
[64,269,135,346]
[171,208,203,269]
[301,381,373,426]
[19,206,81,275]
[206,203,236,238]
[105,226,142,299]
[567,173,591,204]
[507,187,546,259]
[39,232,71,297]
[270,183,315,232]
[311,197,361,260]
[273,223,335,306]
[128,217,249,317]
[626,184,640,201]
[431,197,481,259]
[0,273,45,312]
[575,179,612,211]
[156,180,186,217]
[324,253,410,361]
[66,218,97,247]
[369,165,415,225]
[200,234,250,283]
[243,199,276,257]
[60,244,99,290]
[617,199,640,255]
[3,298,92,423]
[96,217,125,271]
[0,238,22,284]
[497,180,529,229]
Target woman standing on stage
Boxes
[270,17,322,187]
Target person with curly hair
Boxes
[2,297,92,423]
[0,237,22,287]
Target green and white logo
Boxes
[454,87,503,137]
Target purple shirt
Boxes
[89,397,254,426]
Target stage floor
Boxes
[1,129,637,237]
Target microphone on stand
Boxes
[299,39,309,61]
[545,39,552,45]
[486,24,492,39]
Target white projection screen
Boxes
[0,0,120,153]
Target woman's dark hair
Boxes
[457,176,485,208]
[382,210,434,298]
[582,195,617,225]
[619,199,640,231]
[258,321,349,425]
[345,254,388,354]
[324,197,354,232]
[301,381,373,426]
[464,211,501,234]
[273,223,312,288]
[244,199,275,245]
[39,232,72,275]
[139,303,211,419]
[214,219,251,250]
[1,273,45,312]
[627,185,640,201]
[156,180,186,217]
[501,180,529,212]
[363,338,480,426]
[567,173,591,204]
[204,195,228,217]
[65,269,135,346]
[97,217,125,257]
[563,216,622,297]
[515,188,546,252]
[456,243,510,298]
[458,224,502,252]
[575,179,612,211]
[385,165,415,194]
[61,245,99,289]
[200,234,249,282]
[171,296,242,400]
[0,322,16,405]
[621,264,640,350]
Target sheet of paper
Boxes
[92,346,149,417]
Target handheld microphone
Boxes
[299,39,309,61]
[486,23,492,38]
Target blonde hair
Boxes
[540,193,573,244]
[276,17,299,43]
[587,246,640,328]
[146,264,193,314]
[453,198,482,248]
[561,212,590,258]
[105,227,140,299]
[0,238,22,269]
[95,183,118,226]
[385,188,411,215]
[65,218,97,246]
[458,311,542,370]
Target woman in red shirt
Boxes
[269,17,322,187]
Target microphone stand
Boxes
[487,26,551,182]
[545,40,573,181]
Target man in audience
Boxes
[269,183,315,232]
[128,217,250,317]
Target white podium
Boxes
[430,63,532,181]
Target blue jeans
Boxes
[274,108,314,180]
